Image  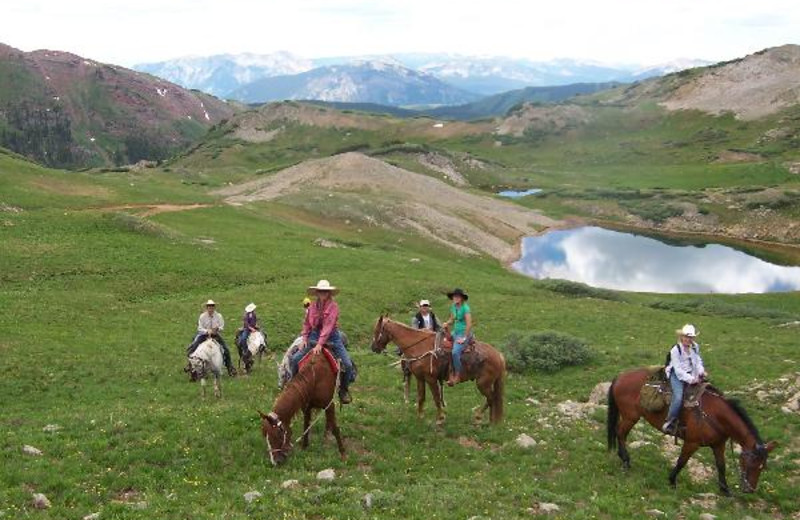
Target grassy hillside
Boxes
[1,147,799,519]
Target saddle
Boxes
[640,367,709,413]
[298,347,339,375]
[435,331,484,377]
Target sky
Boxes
[3,0,799,66]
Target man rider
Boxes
[187,300,236,376]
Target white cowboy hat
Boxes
[676,324,698,337]
[245,303,257,313]
[205,299,216,306]
[307,279,339,295]
[419,299,431,307]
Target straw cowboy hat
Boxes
[419,299,431,307]
[307,279,339,295]
[245,303,257,313]
[676,324,698,337]
[446,288,468,301]
[205,299,216,306]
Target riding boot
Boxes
[662,417,678,434]
[338,372,352,404]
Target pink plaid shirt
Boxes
[302,298,339,347]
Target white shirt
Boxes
[421,313,433,330]
[198,311,225,334]
[665,342,705,383]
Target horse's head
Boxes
[739,441,777,492]
[370,314,391,353]
[259,410,292,466]
[185,356,204,382]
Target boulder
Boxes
[645,509,665,517]
[243,491,262,503]
[515,433,537,448]
[362,493,374,509]
[281,479,299,489]
[32,493,51,509]
[699,514,717,520]
[83,513,101,520]
[42,424,61,433]
[22,445,43,456]
[537,502,560,514]
[316,468,336,481]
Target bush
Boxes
[502,331,593,373]
[537,279,623,301]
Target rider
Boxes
[443,288,472,387]
[290,280,355,404]
[236,303,260,356]
[663,324,707,434]
[187,299,236,377]
[411,299,440,331]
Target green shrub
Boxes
[502,331,593,373]
[537,279,623,301]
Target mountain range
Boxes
[135,52,711,102]
[0,43,236,168]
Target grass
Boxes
[1,149,799,519]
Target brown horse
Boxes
[259,350,345,465]
[370,315,506,425]
[607,368,777,494]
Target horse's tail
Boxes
[490,374,505,424]
[607,378,619,451]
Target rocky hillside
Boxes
[601,45,800,120]
[227,61,480,106]
[0,43,236,168]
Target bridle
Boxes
[264,412,292,465]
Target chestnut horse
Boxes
[259,350,345,466]
[608,368,777,494]
[370,315,505,425]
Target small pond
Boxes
[498,188,542,198]
[513,226,800,294]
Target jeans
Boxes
[188,333,233,370]
[290,329,354,390]
[667,371,685,421]
[237,329,251,356]
[452,334,471,374]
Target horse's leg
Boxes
[301,407,312,449]
[615,416,638,470]
[416,376,426,419]
[439,380,447,408]
[473,375,493,424]
[325,406,346,461]
[201,377,207,398]
[214,374,221,398]
[711,442,731,496]
[669,442,700,488]
[403,367,410,405]
[428,377,445,426]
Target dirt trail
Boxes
[215,152,558,261]
[87,203,212,217]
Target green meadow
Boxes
[1,145,799,519]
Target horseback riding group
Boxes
[181,279,776,495]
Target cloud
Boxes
[1,0,798,66]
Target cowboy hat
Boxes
[245,303,257,313]
[205,299,216,306]
[307,279,339,295]
[676,324,698,337]
[446,288,468,301]
[419,299,431,307]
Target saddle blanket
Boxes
[298,347,339,375]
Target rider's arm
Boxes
[216,314,224,332]
[463,312,472,337]
[694,345,706,379]
[198,315,208,334]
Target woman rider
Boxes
[443,288,472,386]
[236,303,260,356]
[663,324,707,434]
[290,280,355,404]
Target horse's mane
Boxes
[725,397,764,444]
[385,317,435,336]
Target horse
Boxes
[607,368,777,495]
[186,337,223,398]
[239,330,267,374]
[259,350,345,466]
[370,315,506,425]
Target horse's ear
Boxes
[765,441,778,452]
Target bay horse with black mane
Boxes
[259,350,345,466]
[608,368,777,495]
[370,315,505,425]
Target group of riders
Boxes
[186,279,705,433]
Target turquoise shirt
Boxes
[450,302,471,337]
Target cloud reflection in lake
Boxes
[513,227,800,294]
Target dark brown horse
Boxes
[259,350,345,465]
[370,315,506,425]
[607,368,777,494]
